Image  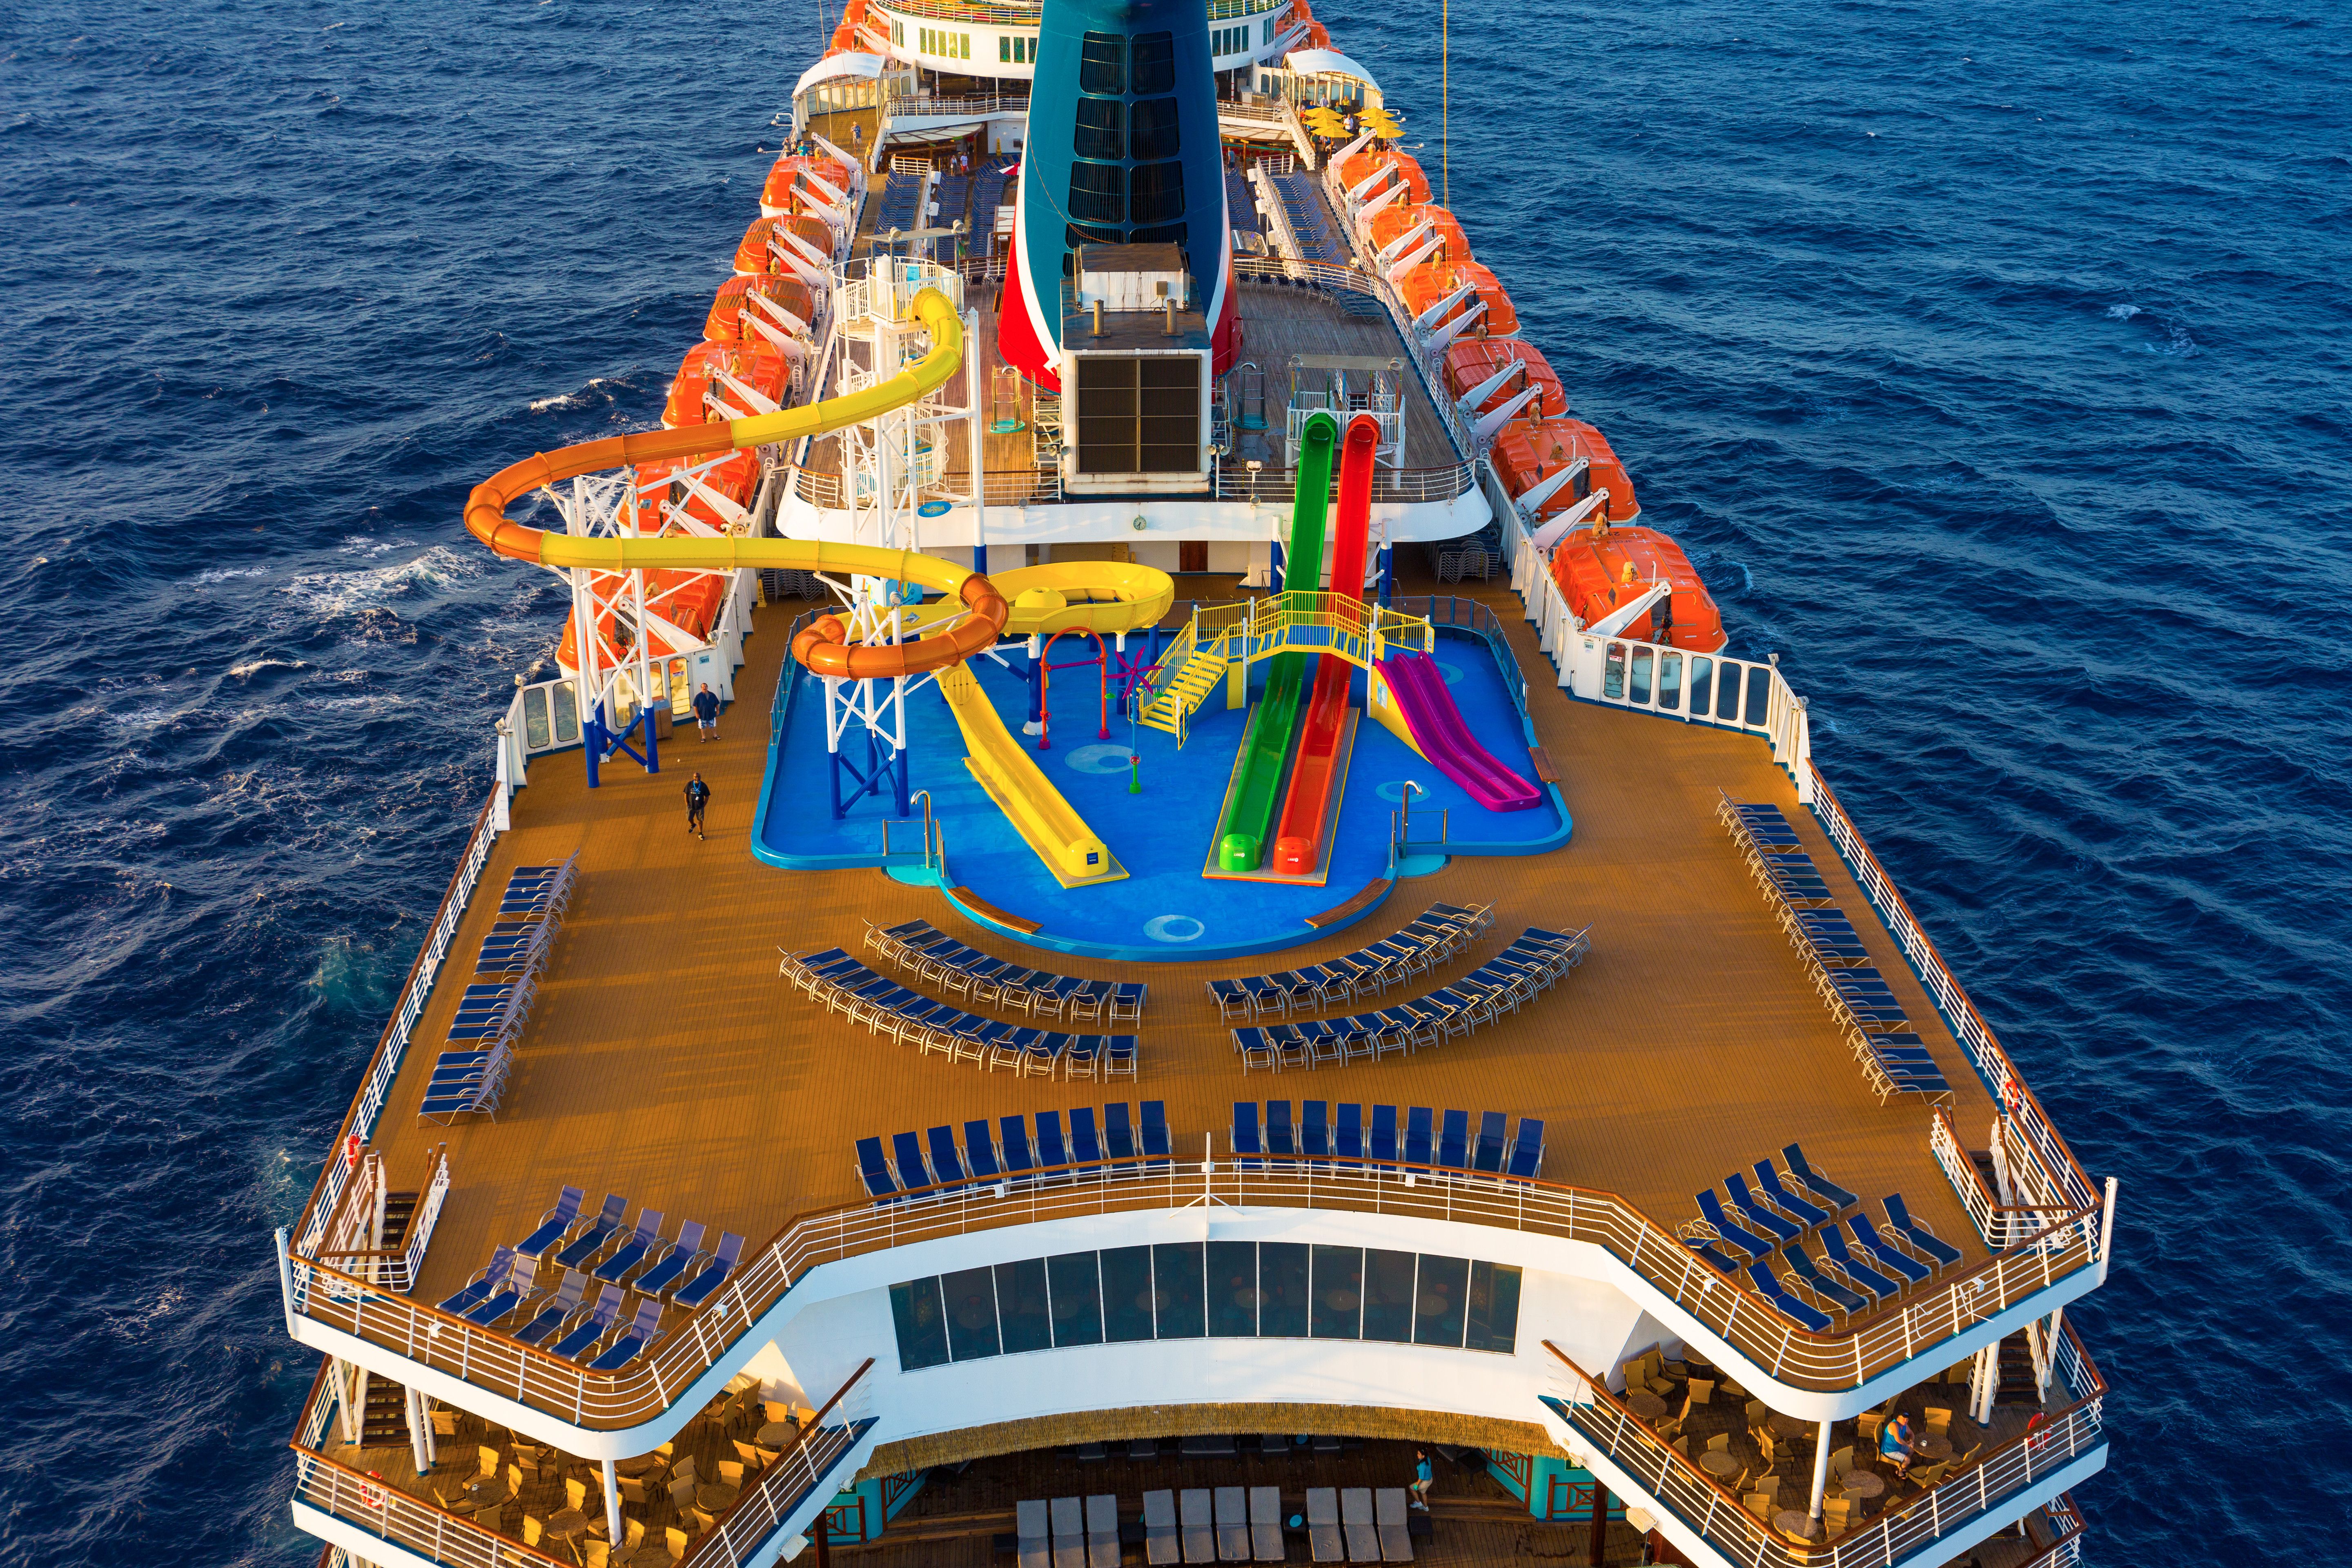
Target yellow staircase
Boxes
[1139,639,1229,744]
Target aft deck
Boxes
[331,565,2011,1334]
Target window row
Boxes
[1068,159,1185,225]
[999,34,1035,64]
[1263,15,1281,44]
[889,1243,1523,1371]
[915,25,971,59]
[1080,31,1176,97]
[1073,98,1181,162]
[1210,25,1251,57]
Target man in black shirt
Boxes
[684,773,711,840]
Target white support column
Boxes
[334,1359,362,1445]
[604,1457,622,1543]
[2037,1307,2065,1400]
[1972,1341,2001,1425]
[406,1385,431,1477]
[1807,1421,1833,1520]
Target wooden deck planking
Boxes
[359,568,2000,1317]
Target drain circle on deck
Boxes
[1065,744,1131,775]
[1144,915,1205,943]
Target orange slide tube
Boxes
[461,287,1007,681]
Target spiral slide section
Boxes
[1379,652,1545,812]
[1269,413,1382,877]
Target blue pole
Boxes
[583,704,604,790]
[1270,539,1286,594]
[643,702,660,774]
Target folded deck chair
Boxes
[1231,1102,1263,1169]
[1471,1111,1508,1174]
[1300,1100,1332,1165]
[1086,1494,1120,1568]
[963,1120,1003,1183]
[1103,1102,1138,1169]
[1018,1499,1051,1568]
[1249,1486,1282,1562]
[1144,1489,1180,1565]
[1437,1109,1470,1170]
[1051,1495,1085,1568]
[1265,1100,1296,1167]
[1340,1488,1378,1563]
[1000,1115,1037,1177]
[1035,1110,1071,1169]
[1368,1104,1399,1167]
[1214,1486,1248,1562]
[1374,1488,1412,1562]
[1883,1193,1965,1268]
[633,1220,707,1297]
[1403,1107,1434,1167]
[1180,1488,1215,1564]
[671,1231,744,1310]
[1307,1488,1343,1562]
[1334,1102,1365,1161]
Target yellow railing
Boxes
[1194,592,1433,670]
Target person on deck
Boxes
[1409,1449,1432,1512]
[684,773,711,840]
[693,682,720,741]
[1879,1412,1916,1478]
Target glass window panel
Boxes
[1688,657,1713,718]
[1131,98,1180,160]
[1127,222,1187,246]
[552,680,578,744]
[940,1266,1002,1361]
[1074,98,1124,160]
[1412,1254,1469,1347]
[1068,160,1125,223]
[1000,36,1009,61]
[1207,1240,1258,1336]
[1659,652,1682,711]
[1259,1242,1310,1337]
[1080,31,1124,94]
[1603,644,1626,701]
[1465,1262,1522,1354]
[1101,1246,1156,1342]
[996,1258,1052,1353]
[1310,1246,1362,1339]
[888,1277,951,1370]
[1630,648,1653,705]
[1717,663,1743,719]
[1131,31,1174,92]
[1153,1243,1205,1338]
[1746,666,1772,726]
[1129,159,1185,224]
[522,687,551,750]
[1362,1249,1417,1343]
[1047,1252,1103,1347]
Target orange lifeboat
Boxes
[734,214,834,275]
[1365,205,1471,265]
[663,341,792,428]
[706,274,817,345]
[1491,416,1637,525]
[1547,521,1725,653]
[1444,339,1566,419]
[1338,151,1430,205]
[762,156,851,219]
[1298,21,1332,48]
[1396,258,1517,336]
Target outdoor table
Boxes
[697,1483,741,1513]
[756,1422,797,1448]
[1626,1391,1668,1421]
[547,1509,594,1544]
[1698,1451,1742,1481]
[1840,1472,1886,1499]
[1775,1511,1821,1540]
[1915,1434,1953,1461]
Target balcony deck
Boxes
[323,565,2015,1371]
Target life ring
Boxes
[2023,1411,2050,1453]
[343,1134,364,1172]
[359,1471,387,1510]
[2000,1078,2023,1118]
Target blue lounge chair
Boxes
[927,1127,970,1191]
[1335,1103,1365,1161]
[1208,979,1257,1020]
[889,1131,931,1192]
[964,1120,1003,1182]
[1000,1116,1036,1176]
[1504,1119,1544,1180]
[1751,1161,1831,1228]
[856,1138,898,1202]
[1062,1036,1102,1078]
[1693,1191,1774,1261]
[551,1283,623,1360]
[554,1194,628,1269]
[1404,1107,1435,1167]
[1232,1102,1263,1169]
[1781,1247,1867,1317]
[1436,1110,1470,1171]
[634,1221,707,1297]
[1103,1103,1137,1169]
[1109,982,1147,1024]
[1745,1259,1833,1332]
[1369,1105,1400,1167]
[1882,1195,1964,1269]
[1301,1101,1331,1166]
[589,1297,667,1370]
[1140,1101,1171,1168]
[594,1209,665,1284]
[1266,1101,1296,1167]
[672,1232,744,1311]
[1472,1112,1507,1174]
[1069,1107,1105,1166]
[1104,1035,1138,1079]
[463,1254,534,1326]
[1027,1034,1072,1075]
[1820,1224,1902,1301]
[1035,1111,1070,1169]
[513,1270,589,1345]
[1684,1238,1740,1273]
[437,1246,518,1317]
[1850,1214,1932,1284]
[1724,1174,1802,1243]
[1232,1027,1274,1071]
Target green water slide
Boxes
[1215,412,1338,872]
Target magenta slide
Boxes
[1383,651,1544,812]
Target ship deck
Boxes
[347,565,2004,1327]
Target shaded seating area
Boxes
[1229,1100,1545,1182]
[1717,798,1953,1106]
[1229,925,1590,1070]
[1675,1145,1963,1320]
[420,857,578,1125]
[1206,903,1495,1020]
[863,919,1147,1023]
[780,945,1140,1080]
[855,1100,1173,1202]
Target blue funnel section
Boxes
[999,0,1237,389]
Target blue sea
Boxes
[3,0,2345,1561]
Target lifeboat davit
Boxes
[556,451,760,680]
[762,156,852,220]
[706,274,817,346]
[1547,520,1726,653]
[735,215,835,276]
[1365,205,1471,270]
[1491,416,1637,526]
[1445,338,1567,420]
[1397,258,1518,337]
[1339,151,1431,206]
[663,341,792,428]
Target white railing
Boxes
[291,795,499,1278]
[292,1444,574,1568]
[1544,1322,2105,1568]
[287,1150,2106,1434]
[400,1146,454,1293]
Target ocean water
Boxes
[2,0,2345,1562]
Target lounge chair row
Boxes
[1207,903,1494,1019]
[864,919,1146,1021]
[475,856,577,977]
[780,947,1139,1078]
[1231,1101,1544,1181]
[419,1033,516,1124]
[857,1101,1173,1202]
[418,860,579,1124]
[1231,925,1589,1070]
[505,1186,746,1308]
[1681,1173,1966,1326]
[437,1250,666,1369]
[1127,1483,1414,1566]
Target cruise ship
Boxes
[272,3,2113,1566]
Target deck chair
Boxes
[1017,1500,1050,1568]
[513,1270,589,1345]
[1051,1495,1086,1568]
[1751,1160,1831,1228]
[672,1232,744,1310]
[1341,1489,1378,1563]
[1141,1100,1172,1168]
[1403,1107,1434,1166]
[551,1282,624,1359]
[1504,1118,1545,1180]
[1334,1103,1365,1161]
[1144,1490,1180,1565]
[1849,1214,1933,1284]
[1436,1109,1470,1170]
[554,1194,629,1268]
[438,1246,521,1316]
[1307,1488,1342,1562]
[1214,1486,1248,1561]
[515,1186,586,1258]
[1231,1103,1264,1169]
[1087,1494,1120,1568]
[1180,1488,1215,1564]
[595,1208,666,1283]
[1249,1486,1282,1561]
[635,1220,709,1297]
[588,1296,665,1370]
[1883,1194,1965,1268]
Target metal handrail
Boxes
[287,1149,2107,1434]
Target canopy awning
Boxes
[1283,48,1379,89]
[795,51,886,96]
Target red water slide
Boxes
[1270,414,1382,876]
